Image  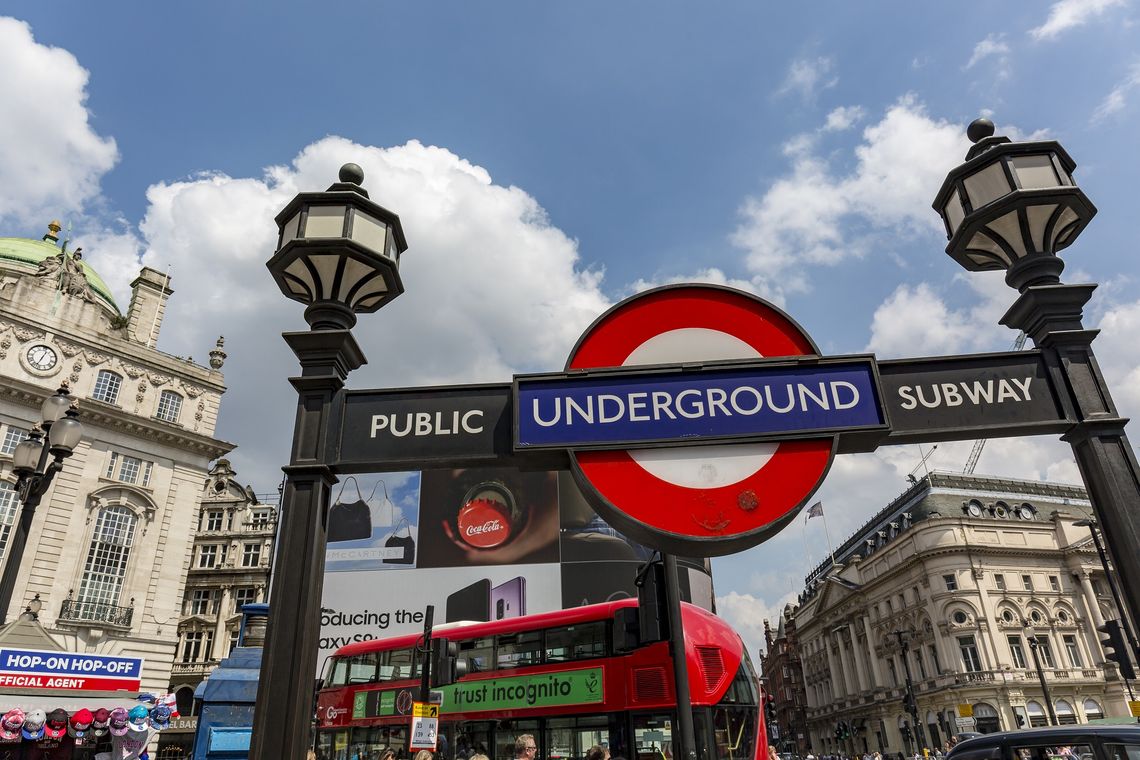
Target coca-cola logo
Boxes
[457,498,511,548]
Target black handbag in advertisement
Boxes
[328,476,372,543]
[384,517,416,564]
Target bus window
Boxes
[452,720,494,760]
[317,729,349,760]
[498,631,543,669]
[633,714,674,760]
[711,705,755,760]
[349,652,380,683]
[495,720,542,760]
[325,657,349,688]
[546,715,610,760]
[382,648,418,681]
[460,637,495,673]
[546,622,608,663]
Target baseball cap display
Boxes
[0,709,24,742]
[108,707,130,737]
[44,708,68,739]
[21,709,46,741]
[149,705,172,728]
[127,705,150,731]
[69,708,94,739]
[91,707,111,736]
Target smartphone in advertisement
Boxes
[491,576,527,620]
[446,579,491,623]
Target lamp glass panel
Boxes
[302,206,347,238]
[351,276,388,310]
[965,230,1012,267]
[284,258,318,295]
[41,393,71,423]
[284,275,310,298]
[281,212,301,244]
[1011,154,1060,189]
[350,210,388,253]
[1051,206,1080,249]
[1025,203,1058,254]
[986,210,1028,260]
[12,438,42,471]
[387,233,399,262]
[48,416,83,451]
[963,161,1011,210]
[336,256,375,303]
[943,190,965,235]
[309,254,344,300]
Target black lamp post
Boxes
[0,384,83,624]
[935,118,1140,639]
[249,163,408,759]
[893,630,927,752]
[1024,622,1058,726]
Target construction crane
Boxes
[962,331,1029,474]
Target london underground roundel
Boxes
[566,284,835,556]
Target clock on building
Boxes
[26,344,58,371]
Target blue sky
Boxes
[3,1,1139,656]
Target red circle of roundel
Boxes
[567,284,835,557]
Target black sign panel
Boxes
[336,384,568,472]
[870,350,1072,448]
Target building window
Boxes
[1026,701,1048,728]
[1049,575,1060,592]
[887,659,898,686]
[241,543,262,567]
[1022,574,1033,591]
[188,589,216,616]
[234,587,258,611]
[229,629,240,655]
[913,650,926,680]
[203,510,223,532]
[249,510,274,529]
[198,544,223,568]
[995,574,1006,591]
[0,483,18,565]
[156,390,183,423]
[1092,578,1106,596]
[929,645,940,674]
[1063,634,1083,668]
[105,452,153,487]
[92,370,123,405]
[1008,635,1027,669]
[1084,699,1104,721]
[1055,699,1078,726]
[0,425,28,456]
[77,506,137,607]
[943,574,958,591]
[181,631,214,663]
[1035,636,1056,668]
[958,636,982,672]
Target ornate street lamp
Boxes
[0,384,83,623]
[1023,622,1058,726]
[893,630,927,752]
[251,163,408,759]
[935,118,1140,646]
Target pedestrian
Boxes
[768,746,780,760]
[415,751,435,760]
[588,746,609,760]
[516,735,538,760]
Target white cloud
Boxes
[1029,0,1127,40]
[965,34,1012,80]
[0,17,118,229]
[732,96,969,297]
[822,105,866,132]
[716,590,797,659]
[777,56,838,100]
[1091,63,1140,123]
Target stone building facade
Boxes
[761,607,810,757]
[790,471,1129,757]
[167,459,276,716]
[0,223,233,694]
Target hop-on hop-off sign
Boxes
[516,285,887,555]
[0,647,144,691]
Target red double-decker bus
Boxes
[315,600,765,760]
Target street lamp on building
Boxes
[0,384,83,623]
[250,163,408,759]
[1023,622,1058,726]
[935,118,1140,639]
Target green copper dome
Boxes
[0,234,120,315]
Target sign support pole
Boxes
[420,604,434,702]
[663,554,697,760]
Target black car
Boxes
[947,725,1140,760]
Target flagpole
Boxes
[821,508,837,568]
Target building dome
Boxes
[0,226,120,315]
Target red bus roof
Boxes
[332,599,735,659]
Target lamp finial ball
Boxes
[339,163,365,186]
[967,118,995,144]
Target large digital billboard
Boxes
[318,468,712,668]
